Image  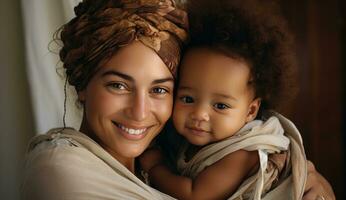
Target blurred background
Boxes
[280,0,345,199]
[0,0,344,199]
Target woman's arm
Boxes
[302,161,335,200]
[140,149,258,200]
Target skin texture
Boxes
[72,41,335,200]
[173,48,261,146]
[303,161,336,200]
[140,47,336,200]
[79,41,174,172]
[54,0,335,198]
[140,48,261,200]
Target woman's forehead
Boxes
[96,42,173,82]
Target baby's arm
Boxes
[140,149,259,200]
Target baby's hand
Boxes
[139,148,164,172]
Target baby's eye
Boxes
[152,87,168,94]
[213,103,230,110]
[180,96,194,104]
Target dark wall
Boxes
[279,0,344,198]
[0,0,35,199]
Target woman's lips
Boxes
[112,121,152,140]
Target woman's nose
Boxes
[128,91,150,122]
[189,105,210,122]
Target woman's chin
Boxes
[117,142,150,158]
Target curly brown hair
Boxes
[185,0,298,114]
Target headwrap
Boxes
[60,0,188,91]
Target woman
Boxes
[21,0,334,199]
[22,0,187,199]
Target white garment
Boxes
[21,128,175,200]
[177,113,307,200]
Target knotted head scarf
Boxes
[59,0,188,91]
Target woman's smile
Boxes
[78,41,174,166]
[112,121,154,140]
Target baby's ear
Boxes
[246,98,261,122]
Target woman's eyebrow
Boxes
[152,77,174,84]
[101,70,173,84]
[101,70,134,81]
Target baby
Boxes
[140,0,306,199]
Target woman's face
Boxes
[79,41,174,166]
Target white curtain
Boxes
[21,0,83,134]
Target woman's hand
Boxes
[303,161,335,200]
[139,148,164,172]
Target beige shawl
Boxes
[177,112,307,200]
[21,128,175,200]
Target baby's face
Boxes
[173,48,260,146]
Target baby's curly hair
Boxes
[186,0,298,114]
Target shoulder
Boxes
[21,129,111,199]
[25,128,97,169]
[218,150,259,170]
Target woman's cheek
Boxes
[155,97,174,123]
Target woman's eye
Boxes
[152,87,168,94]
[180,96,194,104]
[107,82,126,90]
[214,103,230,110]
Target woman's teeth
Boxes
[118,124,147,135]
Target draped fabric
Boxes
[21,0,83,134]
[60,0,188,92]
[22,128,176,200]
[176,112,307,200]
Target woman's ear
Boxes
[246,98,261,122]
